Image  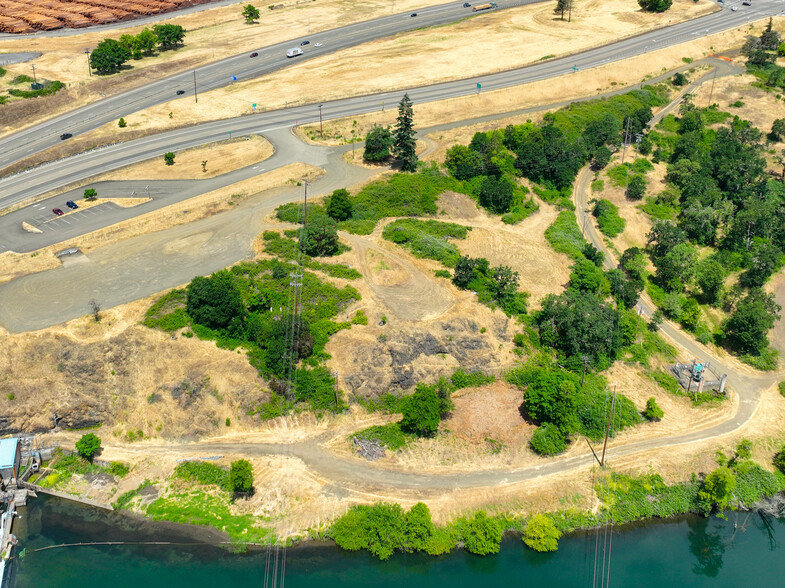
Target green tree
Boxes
[620,247,647,282]
[491,265,520,302]
[326,188,353,221]
[463,511,503,555]
[75,433,101,461]
[83,188,98,201]
[569,259,605,294]
[300,215,340,256]
[699,467,736,513]
[695,258,727,305]
[638,0,672,12]
[400,384,441,437]
[734,438,752,461]
[445,144,480,179]
[392,93,417,172]
[591,145,612,170]
[164,152,176,165]
[769,119,785,142]
[649,309,664,331]
[739,242,783,289]
[523,514,562,552]
[760,18,781,51]
[478,176,515,214]
[363,125,394,162]
[186,270,245,331]
[118,33,141,58]
[554,0,571,20]
[529,422,567,455]
[655,242,697,292]
[721,289,781,355]
[118,117,127,128]
[583,243,605,267]
[89,38,131,74]
[404,502,435,552]
[643,397,664,421]
[242,4,260,23]
[672,72,688,87]
[522,371,580,434]
[330,503,406,560]
[778,42,785,57]
[227,459,254,493]
[136,28,158,56]
[152,24,186,50]
[626,174,646,200]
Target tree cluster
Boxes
[452,255,529,316]
[637,0,672,12]
[90,25,185,74]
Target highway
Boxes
[1,1,782,213]
[0,0,540,174]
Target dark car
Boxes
[176,90,185,95]
[60,133,72,140]
[53,208,64,216]
[300,40,310,46]
[66,200,78,210]
[410,12,417,16]
[463,2,471,6]
[250,52,259,57]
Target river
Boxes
[3,494,783,587]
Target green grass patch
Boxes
[382,218,469,267]
[544,210,588,262]
[532,185,574,210]
[740,347,779,371]
[591,179,604,193]
[143,289,188,331]
[656,114,680,134]
[638,196,679,221]
[146,492,273,545]
[114,480,153,510]
[351,422,416,450]
[592,199,626,238]
[8,80,65,98]
[451,368,495,389]
[173,461,229,488]
[645,369,722,406]
[261,231,360,279]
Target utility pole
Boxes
[303,179,310,233]
[318,104,323,137]
[620,116,632,165]
[193,71,198,103]
[85,48,91,77]
[599,388,616,468]
[568,0,572,22]
[30,64,37,86]
[707,68,717,108]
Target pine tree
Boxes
[392,93,418,172]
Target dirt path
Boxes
[341,230,454,321]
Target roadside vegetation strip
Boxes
[592,199,626,238]
[381,218,470,267]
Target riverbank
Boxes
[8,493,785,587]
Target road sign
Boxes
[252,103,257,108]
[571,66,579,72]
[231,76,237,81]
[476,83,481,89]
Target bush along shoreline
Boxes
[323,443,785,560]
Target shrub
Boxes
[300,215,340,257]
[462,511,503,555]
[774,447,785,475]
[400,385,441,437]
[626,174,646,200]
[174,461,228,487]
[164,152,176,165]
[326,188,353,221]
[363,126,394,162]
[382,218,468,267]
[593,199,626,238]
[643,397,664,421]
[75,433,101,461]
[227,459,254,494]
[529,423,567,456]
[118,117,127,128]
[523,514,562,552]
[330,503,407,560]
[83,188,98,201]
[108,462,130,477]
[351,422,415,450]
[779,381,785,398]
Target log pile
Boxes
[0,0,218,32]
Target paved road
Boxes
[0,52,41,66]
[2,1,781,211]
[0,0,539,175]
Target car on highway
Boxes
[731,5,738,9]
[286,48,304,58]
[59,133,72,140]
[176,90,185,95]
[52,208,64,216]
[250,52,259,57]
[66,200,78,210]
[463,2,471,7]
[411,12,417,16]
[314,43,323,47]
[300,40,310,46]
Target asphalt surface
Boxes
[0,0,539,175]
[2,1,781,213]
[0,52,41,66]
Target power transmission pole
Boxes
[599,388,616,467]
[193,71,198,103]
[707,68,717,108]
[318,104,323,137]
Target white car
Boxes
[314,42,323,47]
[731,5,737,10]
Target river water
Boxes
[4,494,784,587]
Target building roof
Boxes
[0,438,19,469]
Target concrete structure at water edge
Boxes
[0,439,20,487]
